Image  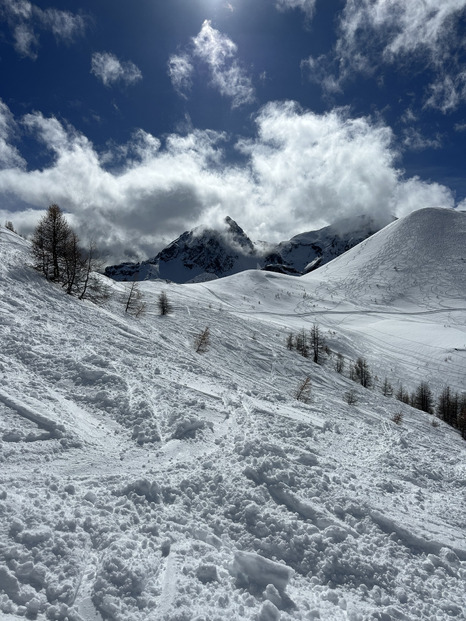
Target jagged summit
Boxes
[105,216,258,283]
[105,214,380,283]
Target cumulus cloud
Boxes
[91,52,142,88]
[0,0,87,58]
[0,99,456,263]
[304,0,466,111]
[167,54,194,98]
[169,20,255,108]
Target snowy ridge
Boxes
[0,209,465,621]
[264,214,382,274]
[104,214,380,282]
[304,208,466,310]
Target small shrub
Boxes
[343,389,358,405]
[286,332,294,350]
[335,353,345,374]
[158,291,172,315]
[124,280,146,316]
[392,412,403,425]
[194,327,211,353]
[295,376,312,403]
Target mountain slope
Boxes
[0,211,465,621]
[264,213,382,273]
[304,207,466,309]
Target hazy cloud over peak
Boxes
[91,52,142,87]
[0,99,455,264]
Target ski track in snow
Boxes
[0,211,466,621]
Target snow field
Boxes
[1,211,465,621]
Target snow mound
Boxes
[304,208,466,309]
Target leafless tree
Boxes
[32,204,73,283]
[295,328,309,358]
[124,279,146,316]
[79,241,110,303]
[194,327,211,353]
[396,384,410,404]
[382,377,393,397]
[335,352,345,374]
[310,323,325,364]
[158,291,173,315]
[353,357,372,388]
[413,381,434,414]
[436,386,458,426]
[295,376,312,403]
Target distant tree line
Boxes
[286,324,466,439]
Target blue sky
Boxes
[1,0,466,262]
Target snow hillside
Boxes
[0,209,465,621]
[304,208,466,311]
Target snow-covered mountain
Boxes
[105,216,259,283]
[263,214,383,274]
[105,214,381,282]
[0,207,465,621]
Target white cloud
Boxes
[0,0,87,58]
[39,7,86,42]
[0,100,455,263]
[338,0,466,63]
[393,178,455,218]
[13,22,37,58]
[91,52,142,88]
[170,20,255,108]
[275,0,316,18]
[308,0,466,110]
[192,20,255,107]
[0,0,32,20]
[0,100,26,169]
[168,54,194,97]
[402,128,442,151]
[424,72,466,113]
